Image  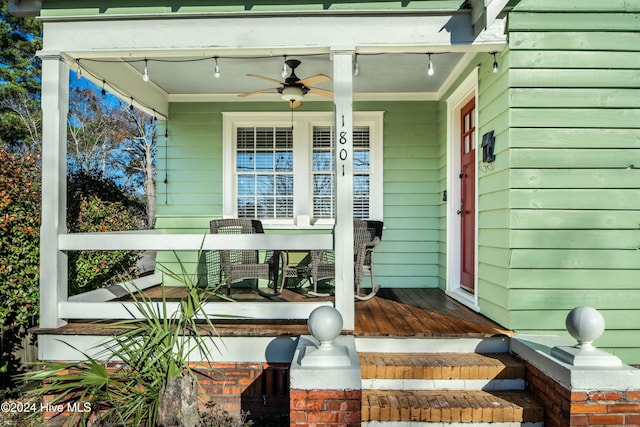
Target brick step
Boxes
[362,389,544,424]
[359,352,526,381]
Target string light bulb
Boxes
[214,57,221,78]
[75,60,82,80]
[129,97,134,111]
[353,54,360,77]
[427,53,434,76]
[142,59,150,82]
[101,80,107,98]
[281,56,288,78]
[491,52,499,73]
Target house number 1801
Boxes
[339,115,349,176]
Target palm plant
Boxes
[22,249,233,426]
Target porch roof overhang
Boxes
[38,4,511,117]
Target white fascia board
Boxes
[39,13,507,54]
[59,231,334,251]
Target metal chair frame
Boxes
[209,219,284,297]
[310,220,383,300]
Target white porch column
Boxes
[39,52,69,329]
[331,49,355,331]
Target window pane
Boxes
[353,151,369,172]
[237,128,254,149]
[353,197,369,219]
[237,152,255,172]
[237,175,255,196]
[276,198,294,217]
[313,127,332,147]
[353,127,370,148]
[354,175,369,196]
[276,175,293,196]
[275,127,293,149]
[275,152,293,172]
[238,197,255,217]
[257,175,274,196]
[313,152,333,172]
[313,175,333,196]
[313,198,333,218]
[255,152,274,171]
[256,198,274,217]
[255,128,273,149]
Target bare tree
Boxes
[116,105,157,229]
[67,87,124,176]
[66,86,157,229]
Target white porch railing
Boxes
[54,231,335,322]
[59,231,333,251]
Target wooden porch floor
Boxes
[35,288,512,338]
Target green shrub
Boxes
[67,171,145,295]
[0,150,40,331]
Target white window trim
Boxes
[445,68,480,312]
[222,111,384,229]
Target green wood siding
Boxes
[156,101,442,289]
[504,0,640,364]
[476,51,511,326]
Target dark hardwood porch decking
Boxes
[34,288,512,338]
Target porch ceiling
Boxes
[41,8,509,115]
[77,51,469,102]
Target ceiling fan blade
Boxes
[308,87,334,99]
[247,74,286,85]
[290,100,303,109]
[238,87,280,97]
[297,74,332,86]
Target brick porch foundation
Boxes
[525,361,640,426]
[512,336,640,427]
[290,389,361,426]
[42,362,290,426]
[194,362,290,421]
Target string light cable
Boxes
[68,51,500,116]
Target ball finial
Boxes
[308,306,343,349]
[565,306,605,350]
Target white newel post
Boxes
[331,49,355,331]
[39,52,69,330]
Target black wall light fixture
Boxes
[481,130,495,163]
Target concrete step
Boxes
[355,336,511,354]
[361,389,544,425]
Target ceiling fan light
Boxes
[281,86,304,102]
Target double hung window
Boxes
[223,112,383,227]
[236,127,294,218]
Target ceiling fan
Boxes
[239,59,333,108]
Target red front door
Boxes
[460,98,476,292]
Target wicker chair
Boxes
[310,220,383,300]
[209,219,283,297]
